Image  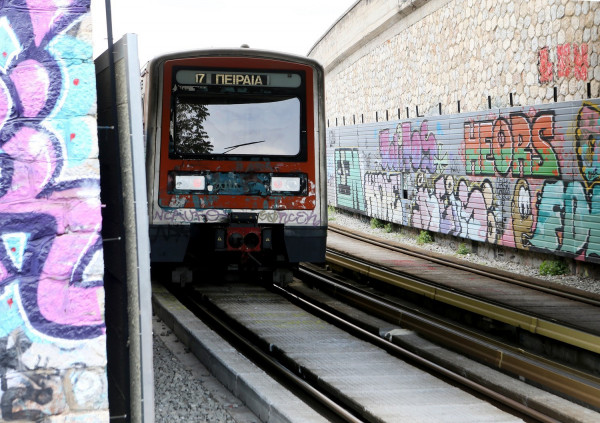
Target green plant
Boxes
[539,260,569,276]
[456,243,470,255]
[384,222,394,233]
[416,230,433,245]
[370,218,385,229]
[327,205,336,221]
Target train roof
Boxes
[144,47,324,73]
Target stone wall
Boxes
[313,0,600,273]
[0,1,108,421]
[310,0,599,123]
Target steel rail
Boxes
[297,262,600,414]
[275,277,562,423]
[325,244,600,355]
[178,289,365,423]
[328,224,600,308]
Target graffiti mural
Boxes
[328,100,600,265]
[0,1,107,421]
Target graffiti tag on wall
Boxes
[0,1,107,420]
[463,112,559,177]
[328,101,600,264]
[539,43,589,83]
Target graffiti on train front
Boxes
[328,102,600,263]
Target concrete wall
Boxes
[311,0,600,272]
[0,1,108,421]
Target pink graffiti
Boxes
[557,44,572,78]
[412,183,438,231]
[2,127,55,198]
[379,129,398,171]
[456,180,489,242]
[9,59,50,117]
[38,229,102,327]
[26,0,73,47]
[574,44,589,81]
[402,121,437,173]
[1,124,103,335]
[379,121,438,173]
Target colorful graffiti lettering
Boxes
[379,121,439,173]
[0,0,102,340]
[576,103,600,189]
[328,100,600,264]
[0,1,106,421]
[573,44,589,81]
[530,181,600,258]
[463,112,559,178]
[538,47,554,83]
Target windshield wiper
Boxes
[223,140,265,153]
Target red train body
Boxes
[143,49,327,283]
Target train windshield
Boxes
[170,69,306,159]
[173,96,300,156]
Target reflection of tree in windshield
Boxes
[175,98,213,154]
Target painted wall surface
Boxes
[0,1,107,421]
[327,99,600,265]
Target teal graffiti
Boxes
[334,148,364,211]
[530,180,600,259]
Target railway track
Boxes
[154,273,600,423]
[296,263,600,418]
[327,225,600,357]
[169,283,362,423]
[328,224,600,307]
[323,225,600,412]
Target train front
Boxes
[144,49,327,284]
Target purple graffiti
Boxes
[0,0,103,340]
[259,210,322,226]
[379,129,399,171]
[378,121,438,173]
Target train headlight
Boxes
[175,174,206,191]
[271,177,301,192]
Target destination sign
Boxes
[175,70,301,88]
[200,73,267,86]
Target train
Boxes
[142,48,327,284]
